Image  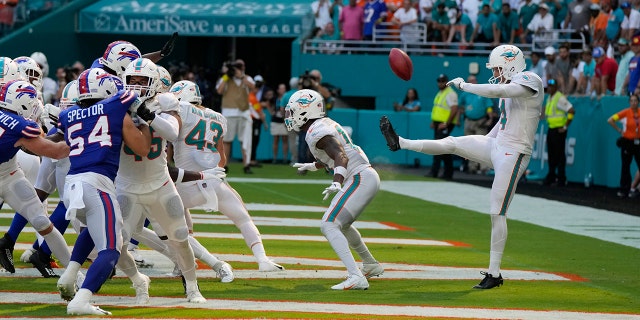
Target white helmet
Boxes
[0,80,40,120]
[0,57,24,85]
[170,80,202,105]
[156,66,172,93]
[77,68,118,102]
[486,44,526,84]
[59,80,79,110]
[30,52,49,77]
[98,40,142,78]
[124,58,158,102]
[13,56,42,90]
[284,89,325,132]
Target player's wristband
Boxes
[177,168,185,183]
[333,166,347,178]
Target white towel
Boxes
[197,180,218,212]
[63,177,85,221]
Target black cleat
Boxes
[29,249,59,278]
[0,233,15,273]
[473,271,503,289]
[380,116,400,151]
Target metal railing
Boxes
[372,22,427,43]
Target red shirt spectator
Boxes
[340,0,365,40]
[593,46,619,94]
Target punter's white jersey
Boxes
[116,114,173,194]
[495,72,543,155]
[174,101,227,171]
[306,117,371,177]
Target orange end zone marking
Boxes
[445,240,472,247]
[380,221,414,231]
[196,260,209,269]
[551,271,589,282]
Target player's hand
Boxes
[201,167,226,181]
[322,182,342,201]
[43,104,60,123]
[136,103,156,122]
[160,32,178,57]
[446,77,466,90]
[293,162,318,174]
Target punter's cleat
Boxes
[473,271,503,289]
[380,116,400,151]
[361,263,384,279]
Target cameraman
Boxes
[216,59,256,174]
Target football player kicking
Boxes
[285,89,384,290]
[380,44,543,289]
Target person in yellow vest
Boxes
[543,78,575,186]
[430,74,459,179]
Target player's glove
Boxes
[160,32,178,57]
[136,103,156,123]
[292,162,318,174]
[446,77,466,90]
[43,103,60,123]
[201,167,226,181]
[322,182,342,201]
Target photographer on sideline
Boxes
[216,59,255,174]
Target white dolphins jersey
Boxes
[306,117,371,177]
[495,72,543,155]
[174,101,227,171]
[116,113,172,194]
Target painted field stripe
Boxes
[3,292,638,319]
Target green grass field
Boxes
[0,162,638,319]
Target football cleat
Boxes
[57,274,78,301]
[473,271,504,289]
[67,301,112,316]
[259,260,285,272]
[129,246,154,268]
[380,116,400,151]
[214,261,234,283]
[29,249,59,278]
[133,274,151,304]
[361,263,384,279]
[185,282,206,303]
[331,274,369,290]
[0,233,15,273]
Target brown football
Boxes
[388,48,413,81]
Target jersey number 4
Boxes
[67,115,112,156]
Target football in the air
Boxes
[388,48,413,81]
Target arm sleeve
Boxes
[150,112,179,143]
[463,82,534,99]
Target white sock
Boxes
[489,215,508,276]
[321,222,361,276]
[42,229,70,267]
[399,136,454,154]
[116,245,140,279]
[188,235,222,267]
[169,239,197,282]
[342,225,377,264]
[238,221,268,262]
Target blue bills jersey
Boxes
[0,109,41,164]
[58,90,137,181]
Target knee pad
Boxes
[14,179,39,202]
[320,221,341,236]
[31,215,51,231]
[117,194,133,221]
[164,195,184,219]
[171,226,189,242]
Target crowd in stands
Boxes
[0,0,72,37]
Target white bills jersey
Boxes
[306,117,371,177]
[174,101,227,171]
[494,71,543,155]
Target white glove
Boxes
[322,182,342,201]
[156,92,180,112]
[43,104,60,122]
[201,167,226,181]
[446,77,466,90]
[292,162,318,173]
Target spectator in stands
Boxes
[577,47,596,95]
[312,0,333,30]
[459,74,494,174]
[563,0,592,51]
[616,38,635,95]
[498,3,519,44]
[606,0,624,45]
[544,46,561,89]
[383,0,403,41]
[544,0,568,29]
[393,87,421,112]
[461,0,480,26]
[523,3,554,47]
[445,6,473,45]
[528,51,548,83]
[339,0,364,44]
[626,34,640,95]
[331,0,343,37]
[556,43,574,94]
[607,93,640,198]
[590,3,609,47]
[518,0,539,44]
[419,0,434,28]
[270,83,289,164]
[319,22,341,53]
[431,2,451,42]
[282,77,300,164]
[0,0,17,36]
[363,0,388,41]
[593,46,619,97]
[470,3,500,47]
[620,2,640,41]
[392,0,419,43]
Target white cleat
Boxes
[133,274,151,305]
[186,282,206,304]
[214,261,234,283]
[76,271,85,289]
[331,274,369,290]
[258,260,285,272]
[57,272,78,301]
[361,263,384,279]
[67,301,112,316]
[20,248,36,263]
[129,247,154,268]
